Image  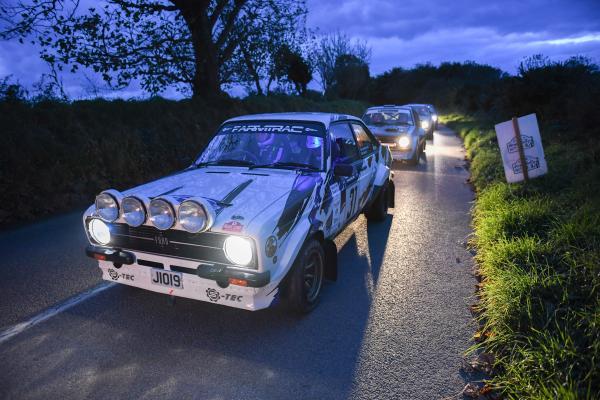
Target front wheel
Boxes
[283,239,325,314]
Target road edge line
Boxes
[0,282,115,345]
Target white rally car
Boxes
[84,113,394,313]
[362,105,426,165]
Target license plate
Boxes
[150,269,183,289]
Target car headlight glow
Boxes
[95,192,119,222]
[398,135,411,148]
[122,196,146,227]
[149,198,175,230]
[178,200,208,233]
[89,218,111,245]
[432,114,438,122]
[223,236,253,266]
[421,120,430,129]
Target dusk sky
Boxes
[1,0,599,98]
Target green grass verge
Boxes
[443,114,600,399]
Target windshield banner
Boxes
[221,122,325,136]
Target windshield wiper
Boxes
[249,161,320,171]
[196,159,255,168]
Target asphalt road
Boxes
[0,126,476,400]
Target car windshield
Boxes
[363,110,413,126]
[195,121,325,171]
[414,106,431,118]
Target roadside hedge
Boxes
[443,114,600,399]
[0,95,367,227]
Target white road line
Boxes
[0,282,115,345]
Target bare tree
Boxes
[0,0,307,97]
[312,31,371,93]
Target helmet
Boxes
[257,132,275,147]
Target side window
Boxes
[352,123,376,157]
[330,123,359,163]
[413,110,420,126]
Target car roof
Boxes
[224,112,362,129]
[365,105,413,112]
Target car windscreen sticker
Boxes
[221,122,324,136]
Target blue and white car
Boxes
[362,105,426,165]
[404,104,435,139]
[84,113,395,313]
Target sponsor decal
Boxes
[205,288,243,303]
[223,221,243,232]
[107,268,135,282]
[206,288,221,302]
[223,124,317,134]
[154,235,169,247]
[231,215,245,220]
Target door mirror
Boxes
[334,163,354,177]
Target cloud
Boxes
[307,0,600,74]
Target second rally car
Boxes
[84,113,394,313]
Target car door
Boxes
[328,122,362,233]
[351,122,379,211]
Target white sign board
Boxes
[494,113,547,183]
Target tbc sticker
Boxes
[223,221,243,232]
[107,268,135,282]
[205,288,243,303]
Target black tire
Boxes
[365,183,388,222]
[283,238,325,314]
[406,148,419,165]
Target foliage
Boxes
[0,0,308,97]
[328,54,370,100]
[273,45,312,96]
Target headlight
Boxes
[178,200,208,233]
[223,236,253,266]
[398,136,411,148]
[122,197,146,227]
[95,192,119,222]
[89,218,111,245]
[421,120,430,129]
[432,114,438,122]
[149,198,175,230]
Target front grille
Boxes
[89,219,257,269]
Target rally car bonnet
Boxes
[120,167,306,233]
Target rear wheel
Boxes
[365,183,388,222]
[284,239,324,314]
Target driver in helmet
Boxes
[256,131,284,164]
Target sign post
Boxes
[495,113,547,183]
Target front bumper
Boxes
[86,245,276,311]
[384,146,416,160]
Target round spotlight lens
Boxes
[122,197,146,227]
[398,136,411,148]
[149,198,175,230]
[95,193,119,222]
[224,236,253,266]
[89,219,111,245]
[421,120,430,129]
[179,201,207,233]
